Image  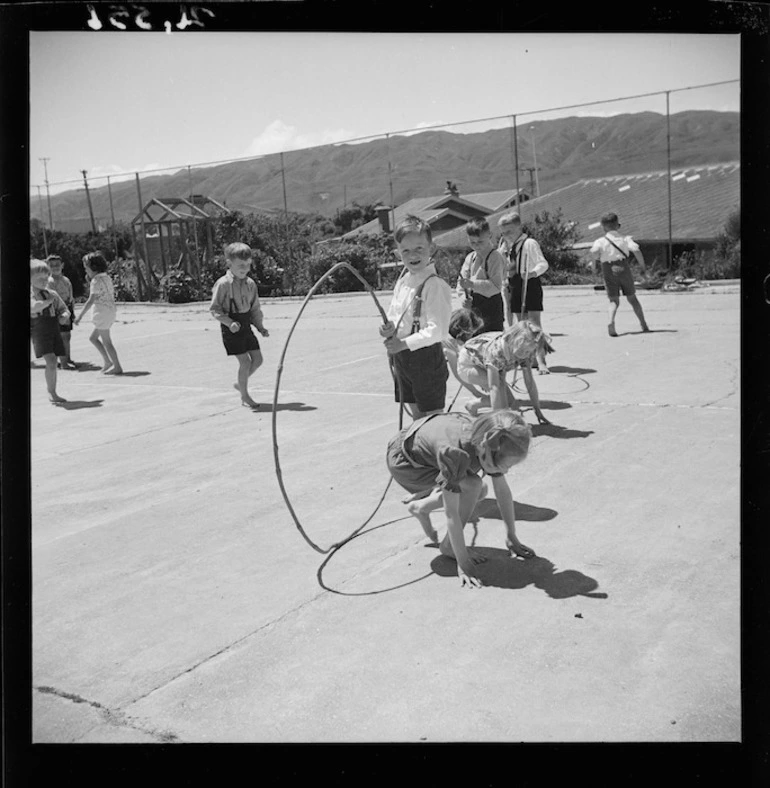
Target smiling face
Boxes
[228,255,252,279]
[396,230,433,274]
[48,261,63,277]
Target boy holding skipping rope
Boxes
[380,215,452,420]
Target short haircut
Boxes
[465,217,490,237]
[394,214,432,244]
[30,259,50,277]
[466,409,531,468]
[448,308,484,343]
[601,212,620,228]
[498,212,522,228]
[83,252,108,273]
[224,242,253,261]
[46,254,63,266]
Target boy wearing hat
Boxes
[589,212,650,337]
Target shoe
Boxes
[607,324,618,337]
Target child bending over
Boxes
[380,215,452,419]
[387,409,536,589]
[210,242,270,410]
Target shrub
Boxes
[160,268,199,303]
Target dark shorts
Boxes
[221,322,261,356]
[508,275,544,314]
[470,292,505,333]
[386,430,441,494]
[391,343,448,413]
[31,316,65,358]
[601,262,636,298]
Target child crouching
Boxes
[386,409,535,589]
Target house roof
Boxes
[342,188,528,239]
[433,162,740,249]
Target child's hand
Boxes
[258,326,270,337]
[384,337,408,355]
[379,320,396,338]
[229,320,241,333]
[462,297,473,310]
[458,276,473,291]
[457,559,483,589]
[506,537,536,559]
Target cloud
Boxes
[244,120,356,156]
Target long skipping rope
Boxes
[271,261,463,557]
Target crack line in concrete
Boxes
[35,685,180,743]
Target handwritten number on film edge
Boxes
[86,5,216,31]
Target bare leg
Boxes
[58,333,75,367]
[89,329,112,371]
[99,329,123,373]
[248,349,263,377]
[607,297,620,336]
[626,294,650,331]
[407,489,444,542]
[235,354,259,408]
[43,353,65,402]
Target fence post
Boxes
[107,175,119,262]
[36,185,49,256]
[666,90,673,270]
[135,172,158,293]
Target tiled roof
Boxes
[434,162,740,249]
[461,188,525,212]
[341,189,525,239]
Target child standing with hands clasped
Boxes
[456,217,506,334]
[380,215,452,420]
[589,212,650,337]
[386,408,536,589]
[210,242,270,410]
[74,252,123,374]
[30,259,71,404]
[46,255,77,369]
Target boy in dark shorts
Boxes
[210,242,270,409]
[30,259,70,404]
[589,212,650,337]
[498,211,551,373]
[46,254,77,369]
[380,215,452,419]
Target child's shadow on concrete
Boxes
[431,551,608,599]
[55,399,104,410]
[619,329,678,336]
[520,399,572,411]
[548,365,596,375]
[255,402,318,413]
[531,423,594,439]
[470,499,557,523]
[106,370,151,377]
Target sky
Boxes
[29,32,740,194]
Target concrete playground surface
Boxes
[31,284,740,743]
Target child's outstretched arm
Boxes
[74,294,95,324]
[490,475,536,559]
[442,489,483,589]
[520,366,550,424]
[486,365,510,411]
[444,345,485,399]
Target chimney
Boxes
[375,205,392,234]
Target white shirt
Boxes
[503,235,549,278]
[455,248,506,299]
[386,263,452,352]
[590,231,640,263]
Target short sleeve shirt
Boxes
[90,273,115,305]
[405,412,501,493]
[590,233,640,263]
[460,330,517,375]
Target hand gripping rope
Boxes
[271,261,463,556]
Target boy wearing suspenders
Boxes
[589,212,651,337]
[381,215,452,419]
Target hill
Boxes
[35,110,739,226]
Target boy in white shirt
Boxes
[589,213,650,337]
[380,215,452,419]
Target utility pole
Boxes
[81,169,97,233]
[36,185,49,256]
[39,157,54,229]
[530,127,540,197]
[518,167,541,200]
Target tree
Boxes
[333,203,378,235]
[523,208,589,285]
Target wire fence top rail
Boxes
[31,79,739,193]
